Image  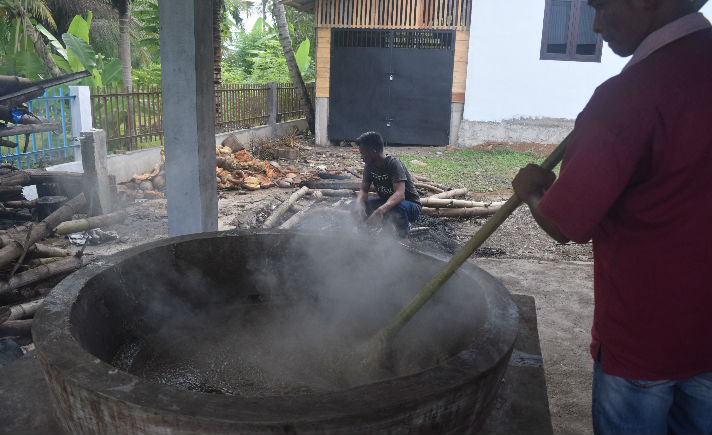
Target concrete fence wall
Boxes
[47,86,308,183]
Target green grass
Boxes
[395,148,546,194]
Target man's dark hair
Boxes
[355,131,384,152]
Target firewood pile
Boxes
[0,191,96,352]
[0,164,131,355]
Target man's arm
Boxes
[512,164,570,244]
[366,181,405,226]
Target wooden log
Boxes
[54,210,127,235]
[414,182,444,193]
[411,174,431,183]
[0,193,86,270]
[0,255,91,297]
[0,319,32,339]
[0,123,60,138]
[27,244,72,259]
[279,204,315,230]
[25,169,83,185]
[26,257,64,267]
[312,189,355,197]
[0,209,32,221]
[263,186,310,229]
[4,199,36,209]
[300,179,361,190]
[0,171,31,186]
[0,286,52,306]
[0,298,43,322]
[420,198,504,208]
[421,205,502,217]
[0,185,23,202]
[428,188,468,199]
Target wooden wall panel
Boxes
[315,0,471,29]
[315,28,332,98]
[451,29,469,103]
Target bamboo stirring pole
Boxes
[366,131,574,363]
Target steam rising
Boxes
[109,211,487,396]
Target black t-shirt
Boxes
[363,155,421,206]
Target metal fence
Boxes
[92,82,315,152]
[215,84,270,134]
[91,85,163,152]
[277,83,315,123]
[0,88,75,169]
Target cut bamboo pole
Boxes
[312,189,355,197]
[421,198,502,208]
[414,182,444,193]
[0,255,92,297]
[428,187,467,199]
[262,186,310,229]
[279,205,314,230]
[5,199,36,209]
[1,298,43,322]
[28,244,72,259]
[54,210,127,235]
[421,205,501,217]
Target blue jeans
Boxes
[365,198,420,237]
[592,361,712,434]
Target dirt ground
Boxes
[73,141,595,434]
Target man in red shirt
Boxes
[513,0,712,433]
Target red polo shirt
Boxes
[537,28,712,380]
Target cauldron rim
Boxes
[32,230,518,425]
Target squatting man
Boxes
[353,131,421,238]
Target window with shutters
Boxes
[541,0,602,62]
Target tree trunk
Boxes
[118,2,136,150]
[272,0,315,133]
[213,0,223,125]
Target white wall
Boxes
[463,1,712,122]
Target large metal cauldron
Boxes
[33,231,518,434]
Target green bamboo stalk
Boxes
[373,131,574,349]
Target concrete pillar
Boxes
[159,0,218,236]
[315,97,329,146]
[267,82,278,126]
[79,129,114,215]
[449,102,464,147]
[69,86,92,162]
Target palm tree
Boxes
[109,0,131,92]
[43,0,115,33]
[110,0,135,148]
[271,0,314,132]
[0,0,63,76]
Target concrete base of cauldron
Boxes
[0,295,551,435]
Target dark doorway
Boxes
[328,29,454,145]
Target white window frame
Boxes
[540,0,603,62]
